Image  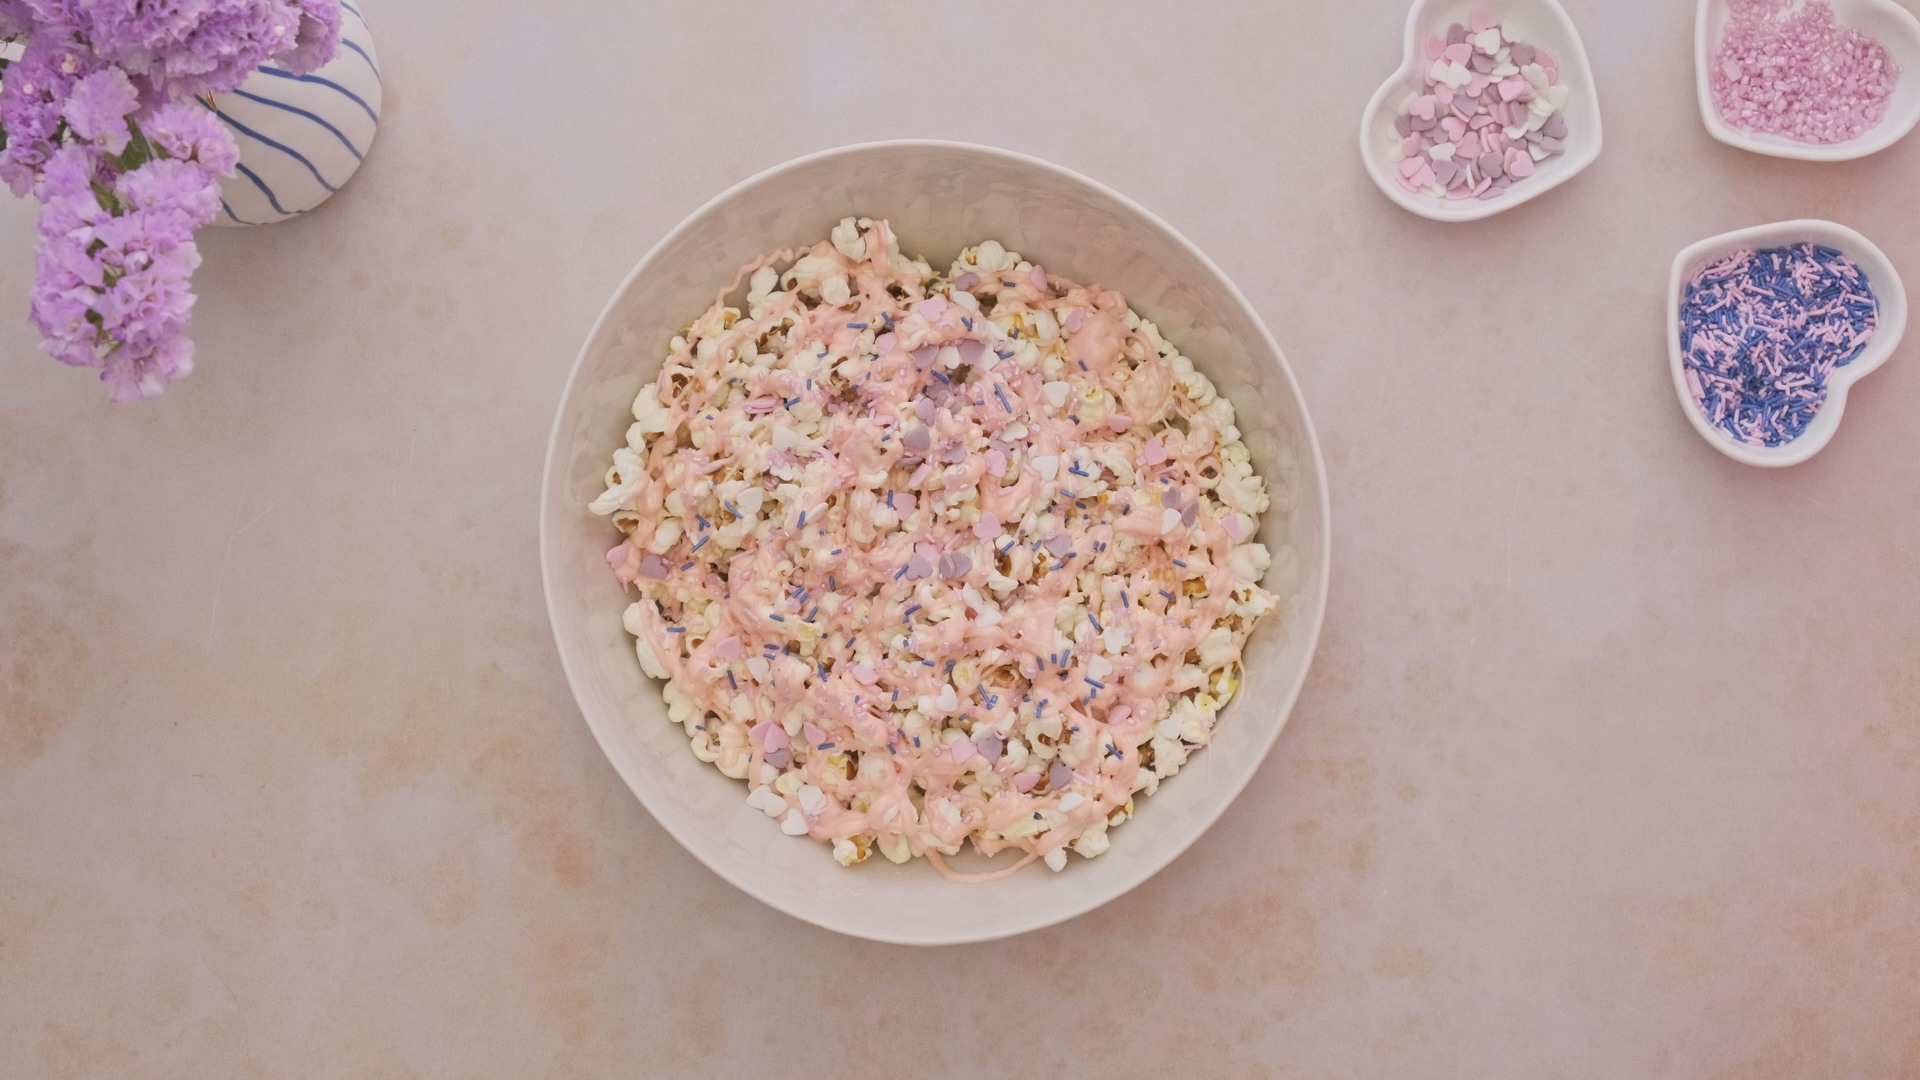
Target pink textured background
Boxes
[2,0,1917,1076]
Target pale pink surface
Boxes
[1,1,1919,1077]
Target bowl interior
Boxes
[1668,221,1908,466]
[1362,0,1603,222]
[1696,0,1920,159]
[541,142,1331,944]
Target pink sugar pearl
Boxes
[1711,0,1902,145]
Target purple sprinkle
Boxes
[1048,762,1072,790]
[637,555,670,579]
[766,748,791,769]
[903,426,932,454]
[1043,534,1073,557]
[957,340,987,366]
[912,345,938,369]
[1679,243,1878,448]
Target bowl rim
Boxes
[1666,218,1909,468]
[1358,0,1606,223]
[538,139,1334,944]
[1693,0,1920,162]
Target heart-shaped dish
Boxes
[1668,219,1908,467]
[1360,0,1604,222]
[1695,0,1920,161]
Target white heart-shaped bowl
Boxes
[1360,0,1604,222]
[540,141,1332,945]
[1668,219,1908,467]
[1695,0,1920,161]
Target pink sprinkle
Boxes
[715,636,742,662]
[1063,308,1086,333]
[1108,414,1132,433]
[849,664,878,684]
[894,492,917,514]
[749,720,774,744]
[637,554,669,580]
[950,739,977,764]
[874,332,897,355]
[1106,705,1133,727]
[605,542,630,569]
[985,449,1008,477]
[915,541,941,563]
[1498,76,1527,101]
[912,345,938,369]
[1141,438,1168,466]
[1444,43,1471,64]
[1470,9,1497,32]
[1013,771,1041,792]
[910,462,931,487]
[746,395,779,413]
[1426,34,1446,60]
[953,272,980,290]
[918,296,948,321]
[1030,265,1048,290]
[1223,515,1245,541]
[804,722,827,745]
[762,724,790,752]
[1711,0,1901,145]
[1399,156,1426,179]
[973,513,1001,539]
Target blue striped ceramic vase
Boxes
[208,1,382,226]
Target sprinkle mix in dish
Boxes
[590,219,1284,880]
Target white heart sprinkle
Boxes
[780,809,809,835]
[1031,455,1059,481]
[1161,508,1182,534]
[747,656,771,681]
[1042,381,1071,408]
[1059,792,1085,812]
[797,784,827,814]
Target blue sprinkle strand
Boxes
[689,536,708,554]
[1680,243,1879,448]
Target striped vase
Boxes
[209,1,383,227]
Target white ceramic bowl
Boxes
[1695,0,1920,161]
[1668,219,1908,467]
[1360,0,1604,222]
[540,142,1332,945]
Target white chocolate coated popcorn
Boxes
[590,218,1284,881]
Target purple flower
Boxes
[84,0,313,99]
[0,31,102,194]
[21,0,81,32]
[62,67,141,155]
[4,1,347,399]
[279,0,341,74]
[138,101,239,174]
[116,157,221,228]
[0,1,32,35]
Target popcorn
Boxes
[587,219,1284,879]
